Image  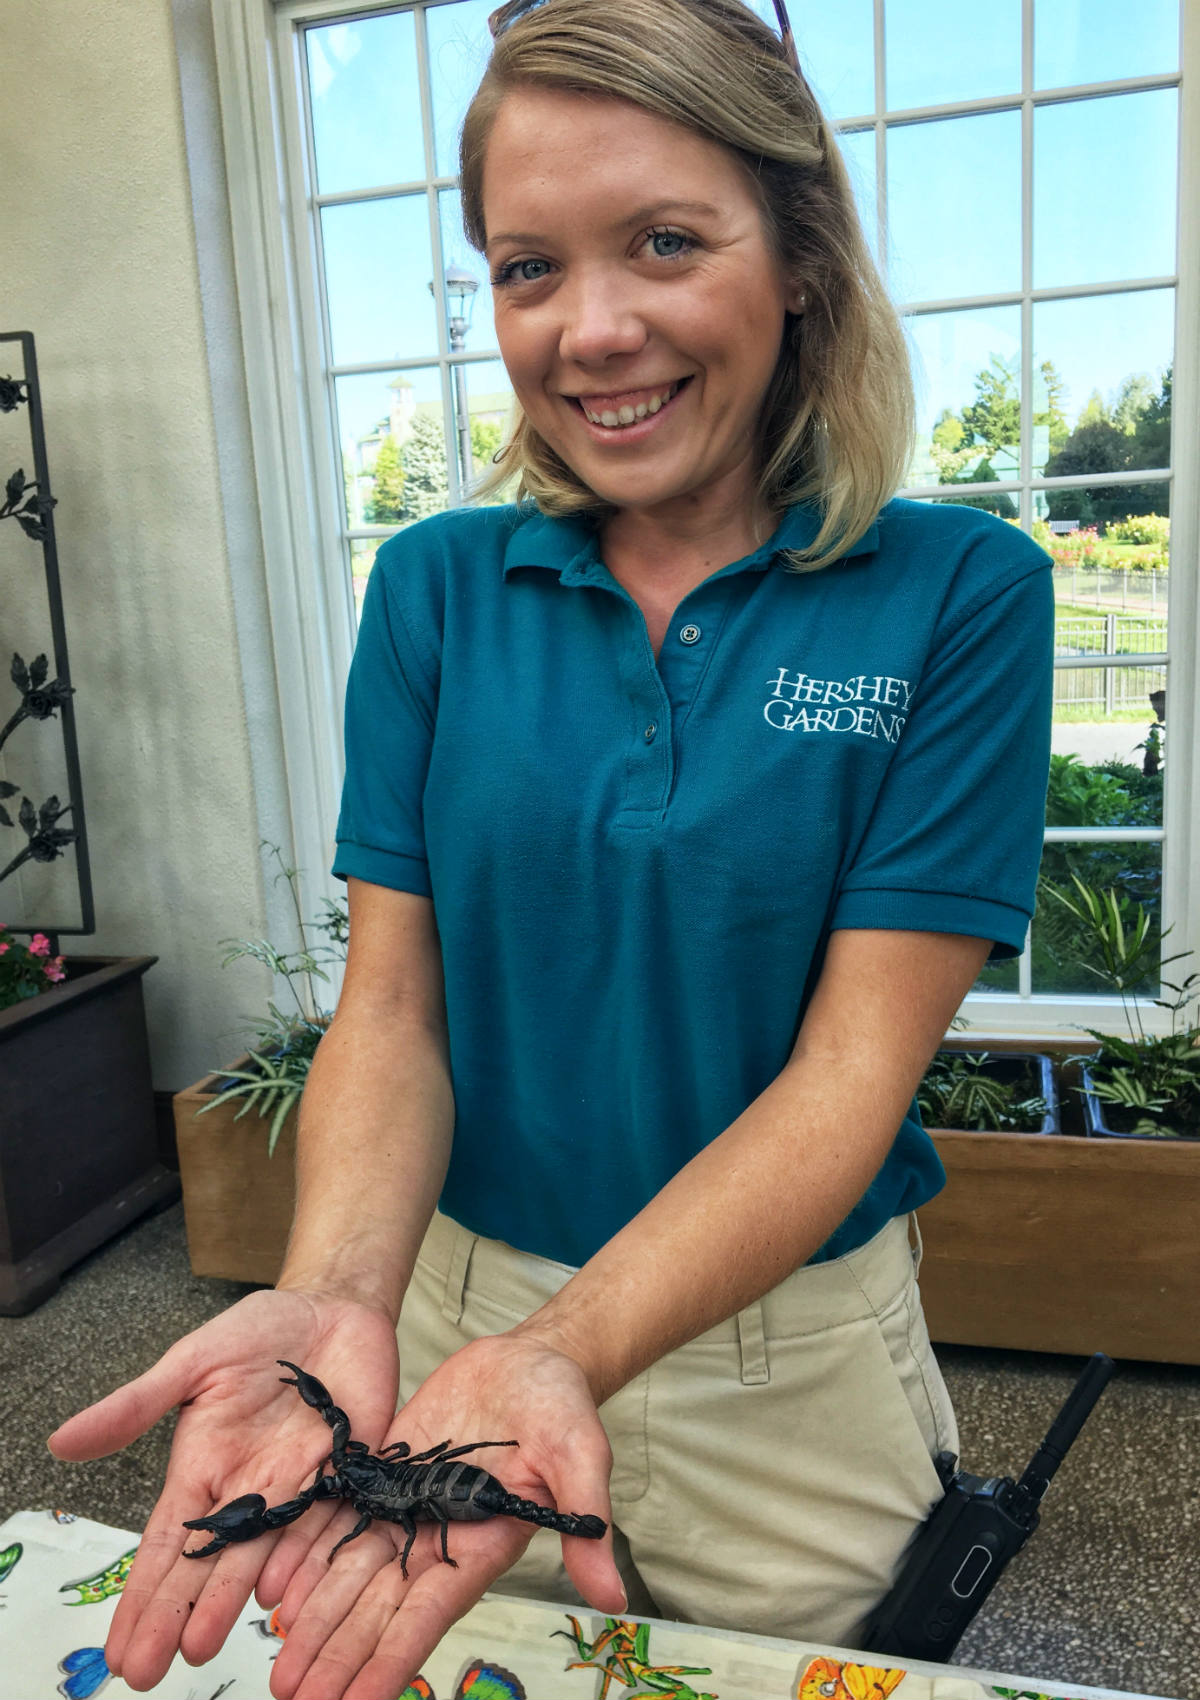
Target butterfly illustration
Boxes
[797,1656,907,1700]
[51,1508,80,1524]
[57,1646,111,1699]
[400,1660,526,1699]
[59,1547,138,1605]
[0,1540,22,1585]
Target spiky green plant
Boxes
[194,841,348,1154]
[1041,874,1200,1137]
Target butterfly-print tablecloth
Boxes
[0,1510,1172,1700]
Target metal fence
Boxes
[1053,564,1169,614]
[1054,612,1167,716]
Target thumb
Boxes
[549,1437,625,1616]
[48,1342,198,1461]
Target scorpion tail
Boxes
[277,1360,352,1458]
[475,1486,606,1541]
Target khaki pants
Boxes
[396,1209,958,1648]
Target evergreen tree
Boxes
[366,434,406,525]
[400,412,450,521]
[470,417,504,473]
[1033,359,1069,455]
[960,354,1020,455]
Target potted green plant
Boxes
[173,843,346,1283]
[918,1048,1057,1134]
[1042,875,1200,1140]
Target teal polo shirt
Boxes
[332,497,1054,1267]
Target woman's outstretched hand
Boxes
[266,1330,624,1700]
[46,1288,400,1694]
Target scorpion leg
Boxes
[422,1498,458,1570]
[403,1438,519,1465]
[394,1509,420,1579]
[326,1511,374,1564]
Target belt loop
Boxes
[909,1211,924,1279]
[736,1301,770,1386]
[441,1224,476,1326]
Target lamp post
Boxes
[429,265,479,492]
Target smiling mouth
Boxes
[570,375,694,430]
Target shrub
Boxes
[1106,513,1170,547]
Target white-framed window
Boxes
[211,0,1200,1034]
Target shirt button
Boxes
[679,624,702,644]
[644,722,658,742]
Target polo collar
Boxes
[501,501,881,585]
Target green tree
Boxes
[1033,359,1069,455]
[367,434,406,525]
[470,417,503,472]
[1112,373,1155,435]
[400,412,449,522]
[960,354,1020,455]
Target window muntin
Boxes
[294,0,1183,1017]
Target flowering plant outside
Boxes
[0,923,68,1012]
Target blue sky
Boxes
[305,0,1179,471]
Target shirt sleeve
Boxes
[330,546,435,897]
[830,557,1054,960]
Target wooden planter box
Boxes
[917,1035,1200,1365]
[0,954,179,1314]
[173,1060,297,1284]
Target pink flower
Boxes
[0,941,9,955]
[29,933,50,956]
[45,959,67,983]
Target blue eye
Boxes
[646,227,694,259]
[490,256,551,287]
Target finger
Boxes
[270,1520,400,1700]
[256,1495,343,1609]
[336,1551,515,1700]
[49,1343,199,1461]
[105,1460,216,1678]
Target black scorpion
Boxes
[181,1360,607,1576]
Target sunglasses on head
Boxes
[487,0,802,76]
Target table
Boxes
[0,1510,1172,1700]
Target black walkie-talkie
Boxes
[858,1352,1115,1663]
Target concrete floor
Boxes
[2,1203,1197,1700]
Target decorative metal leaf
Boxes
[0,779,17,798]
[16,512,47,541]
[28,654,49,689]
[4,467,25,507]
[11,653,30,692]
[18,795,37,834]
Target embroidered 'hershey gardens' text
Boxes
[764,668,912,743]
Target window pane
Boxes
[322,197,438,367]
[885,0,1020,110]
[429,0,496,180]
[306,14,424,195]
[888,112,1021,302]
[905,305,1021,492]
[837,129,878,263]
[439,189,495,350]
[338,366,449,530]
[351,538,380,625]
[1033,840,1162,996]
[458,357,519,500]
[1035,0,1179,89]
[1034,91,1177,291]
[1033,291,1173,477]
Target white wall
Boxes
[0,0,291,1085]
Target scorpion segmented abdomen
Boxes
[471,1482,606,1540]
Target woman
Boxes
[49,3,1054,1698]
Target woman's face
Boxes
[481,86,804,524]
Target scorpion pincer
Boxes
[182,1360,607,1576]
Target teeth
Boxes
[583,379,682,427]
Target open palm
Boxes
[48,1286,400,1693]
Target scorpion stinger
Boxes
[183,1360,608,1574]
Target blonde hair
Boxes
[459,0,914,571]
